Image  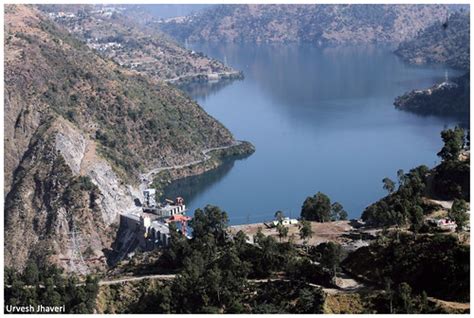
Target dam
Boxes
[111,190,190,263]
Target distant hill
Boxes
[159,4,449,44]
[395,12,470,70]
[123,4,213,20]
[38,4,241,84]
[4,5,242,272]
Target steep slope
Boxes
[159,4,448,45]
[4,5,242,272]
[38,4,242,84]
[395,12,470,70]
[393,12,469,117]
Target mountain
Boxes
[159,4,449,44]
[122,4,213,20]
[394,73,470,118]
[4,4,248,272]
[395,12,470,70]
[38,5,242,85]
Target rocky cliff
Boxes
[4,4,240,272]
[159,4,449,45]
[395,12,470,70]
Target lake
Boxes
[166,44,463,225]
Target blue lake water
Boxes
[167,44,463,225]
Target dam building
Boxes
[113,191,189,261]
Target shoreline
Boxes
[164,70,244,86]
[146,140,255,196]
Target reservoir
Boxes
[166,44,463,224]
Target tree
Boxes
[448,199,469,232]
[383,177,396,194]
[384,277,394,314]
[276,223,289,242]
[397,169,406,187]
[274,210,285,223]
[294,287,325,313]
[190,205,229,244]
[161,222,191,268]
[410,205,424,234]
[314,242,343,279]
[437,127,465,162]
[301,192,331,222]
[330,202,348,221]
[395,282,414,314]
[298,220,313,244]
[23,261,39,286]
[339,209,348,221]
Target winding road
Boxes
[98,274,176,286]
[139,140,243,191]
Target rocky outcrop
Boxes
[4,119,112,273]
[55,120,140,225]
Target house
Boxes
[271,217,299,227]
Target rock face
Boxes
[394,73,470,118]
[4,118,112,274]
[160,4,449,45]
[395,12,470,70]
[4,4,241,272]
[55,120,139,226]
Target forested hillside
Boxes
[160,4,449,45]
[395,12,470,70]
[4,4,240,272]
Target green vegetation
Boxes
[135,205,336,313]
[438,126,466,161]
[376,281,431,314]
[433,127,470,200]
[310,242,344,279]
[276,223,289,242]
[40,4,239,84]
[7,4,238,185]
[161,4,448,45]
[382,177,396,194]
[343,233,469,302]
[395,12,470,70]
[301,192,347,222]
[151,141,255,197]
[4,262,99,314]
[298,219,313,243]
[394,72,470,119]
[448,199,469,232]
[361,165,430,227]
[362,127,469,227]
[394,11,469,119]
[331,202,348,221]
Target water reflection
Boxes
[178,43,465,224]
[161,153,251,206]
[177,78,241,101]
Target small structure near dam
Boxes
[112,189,190,263]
